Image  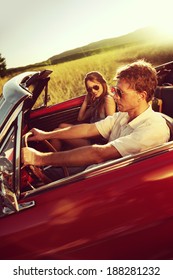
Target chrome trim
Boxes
[0,177,19,212]
[2,201,35,216]
[15,111,23,199]
[24,141,173,198]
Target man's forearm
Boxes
[44,123,99,140]
[30,145,101,166]
[23,143,121,167]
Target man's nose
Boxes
[113,93,121,101]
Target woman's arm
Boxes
[77,95,92,121]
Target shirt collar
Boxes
[128,106,153,129]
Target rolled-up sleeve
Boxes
[95,115,116,139]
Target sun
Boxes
[139,0,173,42]
[148,4,173,41]
[155,23,173,38]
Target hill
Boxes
[48,26,164,64]
[7,26,173,74]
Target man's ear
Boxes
[140,91,147,100]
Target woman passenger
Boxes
[78,71,115,123]
[50,71,116,150]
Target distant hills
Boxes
[48,27,159,65]
[7,26,173,73]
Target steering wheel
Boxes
[22,132,69,184]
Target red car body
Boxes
[1,62,173,260]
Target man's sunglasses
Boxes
[111,86,123,98]
[87,85,100,93]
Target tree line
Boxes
[0,54,6,77]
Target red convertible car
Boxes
[1,61,173,260]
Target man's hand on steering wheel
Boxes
[21,132,70,182]
[21,132,53,184]
[27,128,47,142]
[22,146,43,166]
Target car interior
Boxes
[26,63,173,143]
[2,63,173,214]
[19,63,173,192]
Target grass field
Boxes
[1,40,173,106]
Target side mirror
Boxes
[0,157,19,214]
[0,182,19,213]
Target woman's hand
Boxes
[78,94,96,121]
[86,93,96,105]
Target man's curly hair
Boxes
[115,60,158,102]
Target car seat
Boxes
[154,86,173,118]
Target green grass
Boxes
[1,40,173,107]
[41,41,173,106]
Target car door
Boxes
[1,141,173,260]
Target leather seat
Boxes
[159,113,173,141]
[155,86,173,118]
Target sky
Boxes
[1,0,173,68]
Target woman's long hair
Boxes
[84,71,110,106]
[84,71,114,122]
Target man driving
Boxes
[22,60,170,179]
